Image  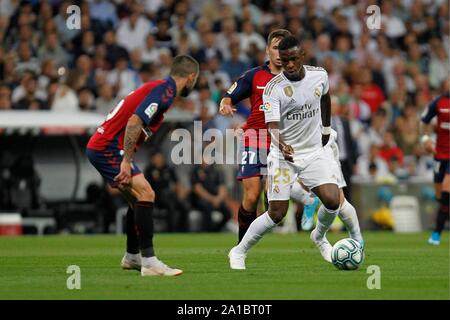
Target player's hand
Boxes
[423,139,436,155]
[322,134,330,146]
[219,98,236,116]
[114,160,132,185]
[282,145,294,162]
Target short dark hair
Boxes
[170,55,199,77]
[278,36,301,51]
[267,29,291,46]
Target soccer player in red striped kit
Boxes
[421,78,450,245]
[87,55,199,276]
[219,29,293,243]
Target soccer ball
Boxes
[331,238,364,270]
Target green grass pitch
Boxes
[0,232,448,300]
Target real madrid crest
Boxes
[314,87,321,98]
[284,86,293,97]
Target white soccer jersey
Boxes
[263,65,329,162]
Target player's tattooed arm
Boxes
[123,115,144,161]
[114,115,144,185]
[267,122,294,162]
[320,92,331,146]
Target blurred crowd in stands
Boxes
[0,0,449,187]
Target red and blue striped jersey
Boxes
[224,62,275,149]
[87,76,176,151]
[422,92,450,160]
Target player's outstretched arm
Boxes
[219,97,237,116]
[114,114,144,185]
[267,121,294,162]
[320,92,331,146]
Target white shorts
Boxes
[325,141,347,189]
[267,148,339,201]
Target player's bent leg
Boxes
[310,184,340,263]
[430,173,450,245]
[337,190,364,247]
[229,200,286,270]
[124,174,182,276]
[116,186,141,271]
[429,162,449,245]
[238,177,261,243]
[291,180,318,230]
[242,177,261,212]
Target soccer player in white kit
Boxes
[228,36,353,269]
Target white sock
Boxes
[126,253,141,261]
[235,211,277,254]
[290,181,315,205]
[141,256,159,267]
[315,205,339,238]
[338,199,363,242]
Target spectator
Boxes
[15,41,40,75]
[380,1,406,44]
[103,30,129,67]
[378,130,405,167]
[154,19,173,49]
[204,57,231,93]
[37,32,68,68]
[348,83,371,124]
[144,152,190,232]
[141,34,161,65]
[315,33,333,65]
[13,72,46,110]
[429,44,449,89]
[37,59,58,93]
[66,54,96,92]
[395,108,420,157]
[220,40,249,82]
[1,53,17,88]
[138,63,155,83]
[0,85,12,110]
[54,1,81,45]
[356,144,389,180]
[239,20,266,55]
[190,157,231,232]
[73,30,97,59]
[12,70,46,105]
[89,0,119,30]
[129,48,143,73]
[95,83,117,116]
[45,78,59,108]
[331,95,357,201]
[359,67,385,114]
[358,108,388,156]
[189,84,217,130]
[156,48,173,77]
[106,56,140,100]
[169,14,200,49]
[193,31,223,65]
[215,17,238,60]
[116,6,152,52]
[78,87,95,112]
[51,82,79,113]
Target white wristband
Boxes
[322,126,331,135]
